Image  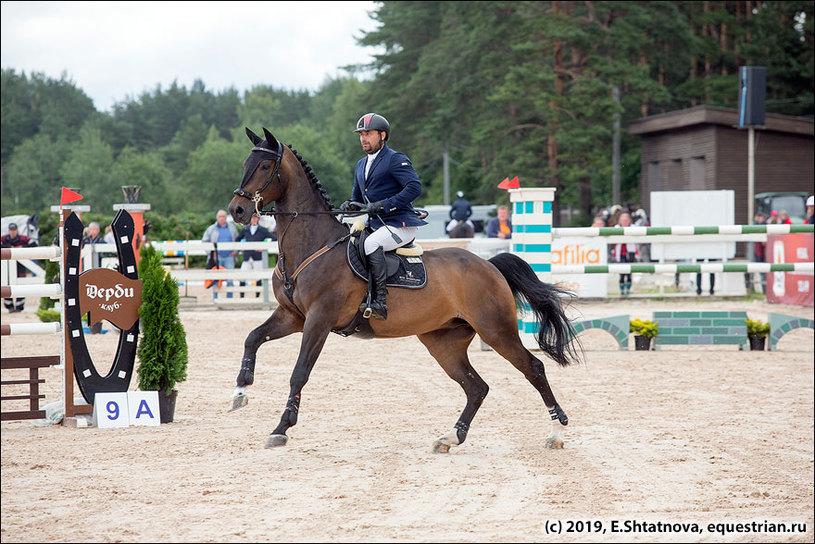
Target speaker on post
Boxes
[738,66,766,127]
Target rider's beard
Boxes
[363,139,381,155]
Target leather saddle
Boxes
[346,225,427,289]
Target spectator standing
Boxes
[81,222,106,332]
[237,213,273,298]
[806,195,814,224]
[1,223,38,312]
[606,204,624,227]
[610,212,638,296]
[778,210,793,225]
[202,210,239,299]
[632,208,651,262]
[81,222,105,245]
[103,224,116,244]
[487,205,513,239]
[750,212,768,294]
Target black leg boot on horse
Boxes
[360,247,388,320]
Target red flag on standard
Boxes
[497,176,520,189]
[60,187,83,206]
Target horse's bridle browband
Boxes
[232,140,285,213]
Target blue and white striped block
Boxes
[509,188,556,349]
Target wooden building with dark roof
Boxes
[628,106,814,226]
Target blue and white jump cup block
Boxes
[509,187,556,350]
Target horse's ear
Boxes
[246,127,262,146]
[262,128,279,148]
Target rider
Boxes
[339,113,427,321]
[446,190,474,234]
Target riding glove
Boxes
[367,201,384,214]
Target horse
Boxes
[447,220,475,239]
[228,127,581,452]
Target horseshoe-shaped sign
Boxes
[63,210,142,404]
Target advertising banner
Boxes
[766,233,814,307]
[552,237,608,298]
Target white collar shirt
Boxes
[365,149,381,180]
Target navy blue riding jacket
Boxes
[449,197,473,221]
[351,145,427,230]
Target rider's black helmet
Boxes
[354,113,390,140]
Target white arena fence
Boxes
[1,245,63,420]
[55,223,812,305]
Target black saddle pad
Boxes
[346,240,427,289]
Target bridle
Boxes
[232,140,361,218]
[232,139,285,216]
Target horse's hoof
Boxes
[431,440,452,454]
[265,434,289,448]
[544,437,564,449]
[229,394,248,412]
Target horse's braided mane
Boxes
[287,144,333,210]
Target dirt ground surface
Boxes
[1,289,813,543]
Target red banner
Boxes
[766,233,814,307]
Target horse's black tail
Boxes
[488,252,582,367]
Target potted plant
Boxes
[745,317,770,351]
[630,318,659,351]
[136,243,188,423]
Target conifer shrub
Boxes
[136,243,188,394]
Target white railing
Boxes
[62,231,807,305]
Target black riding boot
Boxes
[361,247,388,320]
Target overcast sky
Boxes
[1,1,381,112]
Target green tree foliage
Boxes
[3,132,71,214]
[358,0,812,218]
[59,125,116,213]
[111,147,175,214]
[161,113,209,176]
[185,126,248,213]
[1,69,95,163]
[136,243,188,393]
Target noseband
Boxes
[233,139,285,213]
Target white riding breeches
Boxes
[364,225,419,255]
[446,219,474,232]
